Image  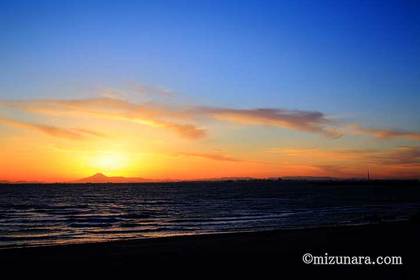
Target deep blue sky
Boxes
[1,0,419,130]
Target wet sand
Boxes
[1,221,419,279]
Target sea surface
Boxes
[1,180,420,249]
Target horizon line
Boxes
[1,176,419,184]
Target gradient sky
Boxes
[1,0,419,181]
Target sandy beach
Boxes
[1,220,419,278]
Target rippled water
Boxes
[1,181,420,248]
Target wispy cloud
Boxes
[0,116,104,140]
[269,146,420,166]
[375,146,420,165]
[269,147,372,160]
[0,97,341,139]
[349,124,420,141]
[161,122,206,139]
[0,98,206,139]
[2,96,419,142]
[268,146,420,178]
[194,107,342,138]
[129,83,176,98]
[178,151,242,162]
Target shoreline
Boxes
[0,219,409,251]
[1,220,419,278]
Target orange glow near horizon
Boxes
[1,133,419,182]
[1,95,419,182]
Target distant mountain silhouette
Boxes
[74,173,151,183]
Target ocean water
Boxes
[1,180,420,249]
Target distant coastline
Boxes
[1,173,419,185]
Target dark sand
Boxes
[1,221,419,279]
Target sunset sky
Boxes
[1,0,419,182]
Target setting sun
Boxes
[89,152,129,174]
